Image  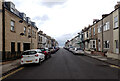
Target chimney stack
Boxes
[114,1,120,9]
[93,19,99,24]
[102,14,109,18]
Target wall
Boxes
[5,9,37,52]
[103,13,113,53]
[113,9,119,54]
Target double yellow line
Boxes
[109,65,120,69]
[0,67,24,80]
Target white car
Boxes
[21,49,45,65]
[73,48,84,55]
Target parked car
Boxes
[72,48,84,55]
[49,47,55,54]
[21,49,45,65]
[39,48,51,59]
[69,47,74,52]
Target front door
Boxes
[23,43,30,51]
[98,40,101,51]
[115,40,119,54]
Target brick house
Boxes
[2,1,38,61]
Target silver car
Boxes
[73,48,84,55]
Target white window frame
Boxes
[93,27,95,35]
[24,27,26,35]
[114,16,118,28]
[11,20,15,31]
[90,40,96,48]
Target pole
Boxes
[2,1,5,61]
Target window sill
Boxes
[113,27,119,30]
[10,30,16,33]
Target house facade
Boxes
[2,1,38,60]
[102,14,113,53]
[113,5,120,54]
[65,2,120,59]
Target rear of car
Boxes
[21,49,45,65]
[39,48,51,59]
[73,48,84,55]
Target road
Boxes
[2,48,120,81]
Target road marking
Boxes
[109,65,120,69]
[0,67,24,80]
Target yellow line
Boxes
[0,67,24,80]
[109,65,120,69]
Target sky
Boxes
[5,0,119,46]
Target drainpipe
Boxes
[118,7,120,54]
[2,1,5,61]
[102,19,104,53]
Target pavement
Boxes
[0,59,21,76]
[0,48,120,80]
[84,52,120,67]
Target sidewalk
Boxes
[84,52,120,67]
[0,59,21,76]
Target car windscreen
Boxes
[77,48,82,50]
[40,49,45,51]
[22,51,37,55]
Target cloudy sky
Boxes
[6,0,119,46]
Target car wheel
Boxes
[38,59,42,65]
[49,54,51,58]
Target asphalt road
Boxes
[2,48,120,81]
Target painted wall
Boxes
[113,9,119,54]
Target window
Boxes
[10,3,15,12]
[90,40,96,48]
[87,32,88,38]
[115,40,118,48]
[40,37,42,42]
[93,41,95,48]
[32,30,34,38]
[93,27,95,35]
[35,32,36,39]
[104,40,110,48]
[11,20,15,31]
[98,25,102,33]
[103,22,110,31]
[114,16,118,28]
[106,22,110,30]
[11,42,15,53]
[24,27,26,35]
[89,28,91,37]
[28,29,30,35]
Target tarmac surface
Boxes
[1,48,120,81]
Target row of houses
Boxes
[65,2,120,59]
[0,1,58,61]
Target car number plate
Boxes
[26,61,32,62]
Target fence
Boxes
[2,51,23,62]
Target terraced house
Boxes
[37,31,52,49]
[65,2,120,59]
[1,1,38,61]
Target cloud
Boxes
[5,0,118,46]
[41,2,67,8]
